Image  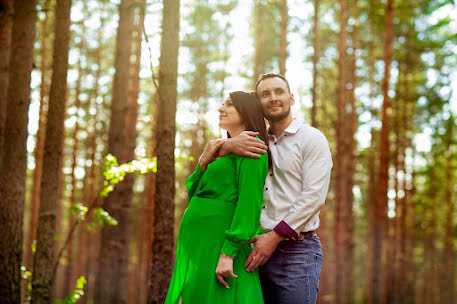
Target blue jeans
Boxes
[259,235,323,304]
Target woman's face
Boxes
[218,97,244,132]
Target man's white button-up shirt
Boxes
[260,118,333,235]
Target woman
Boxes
[165,91,269,304]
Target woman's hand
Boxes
[215,254,237,288]
[198,139,225,171]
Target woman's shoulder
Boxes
[234,151,268,166]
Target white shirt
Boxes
[260,118,333,234]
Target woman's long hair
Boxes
[229,91,271,166]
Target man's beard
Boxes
[264,104,291,122]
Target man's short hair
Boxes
[254,72,291,94]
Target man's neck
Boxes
[268,116,294,138]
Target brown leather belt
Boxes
[298,231,316,240]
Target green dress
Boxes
[165,152,268,304]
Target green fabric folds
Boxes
[165,152,268,304]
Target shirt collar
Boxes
[268,118,300,137]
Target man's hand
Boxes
[198,139,226,171]
[244,231,285,272]
[215,254,238,288]
[219,131,268,158]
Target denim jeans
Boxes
[259,235,323,304]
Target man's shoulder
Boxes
[296,124,329,143]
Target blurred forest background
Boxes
[1,0,457,303]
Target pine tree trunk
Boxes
[139,93,159,304]
[371,0,394,302]
[147,0,180,302]
[95,0,134,302]
[25,0,52,274]
[442,114,455,304]
[0,0,13,163]
[63,10,87,295]
[125,3,147,303]
[31,0,72,303]
[278,0,288,75]
[0,1,37,302]
[80,11,105,303]
[343,7,358,301]
[366,0,378,301]
[311,0,319,128]
[334,0,348,302]
[407,148,417,303]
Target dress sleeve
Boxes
[186,164,203,202]
[220,153,267,257]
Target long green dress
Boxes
[165,152,268,304]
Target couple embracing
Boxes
[165,73,333,304]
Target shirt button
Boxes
[262,206,266,209]
[270,173,273,176]
[274,143,277,145]
[265,187,268,191]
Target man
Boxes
[220,73,332,304]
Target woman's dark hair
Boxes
[228,91,271,165]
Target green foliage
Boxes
[100,153,157,197]
[52,276,87,304]
[85,207,118,231]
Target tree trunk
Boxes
[147,0,180,302]
[442,114,455,304]
[25,0,52,274]
[278,0,288,75]
[0,1,37,303]
[371,0,393,302]
[95,0,134,302]
[125,3,146,303]
[407,147,417,303]
[334,0,349,302]
[343,6,358,301]
[80,9,105,303]
[311,0,319,128]
[63,7,87,296]
[139,92,159,304]
[0,0,13,163]
[31,0,72,303]
[365,0,378,301]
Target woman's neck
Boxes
[226,125,245,138]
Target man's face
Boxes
[256,77,294,122]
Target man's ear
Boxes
[290,93,295,106]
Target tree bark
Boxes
[334,0,349,302]
[63,27,84,295]
[31,0,72,303]
[80,9,105,303]
[278,0,288,75]
[0,0,13,163]
[365,0,378,301]
[147,0,180,302]
[25,0,52,274]
[442,114,455,304]
[371,0,394,302]
[0,1,37,303]
[125,3,146,303]
[95,0,134,302]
